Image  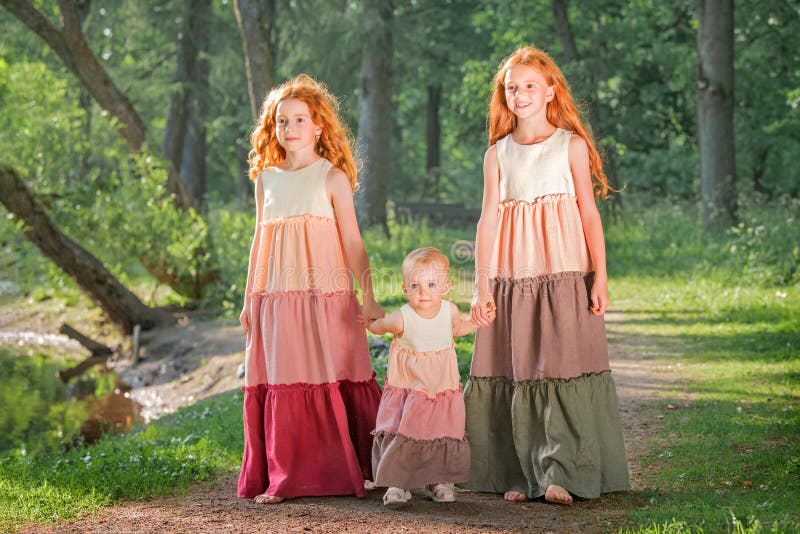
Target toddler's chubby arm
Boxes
[450,302,478,337]
[367,309,404,337]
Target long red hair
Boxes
[248,74,358,188]
[488,46,610,199]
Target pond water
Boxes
[0,346,143,455]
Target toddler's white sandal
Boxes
[425,483,455,503]
[383,487,412,509]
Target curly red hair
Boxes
[248,74,358,189]
[488,46,610,199]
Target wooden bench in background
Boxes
[391,201,480,227]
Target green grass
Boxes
[612,278,799,532]
[604,198,800,532]
[0,389,244,531]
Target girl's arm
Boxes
[569,134,609,316]
[240,173,265,331]
[472,145,501,327]
[327,168,386,322]
[367,309,403,336]
[450,301,477,337]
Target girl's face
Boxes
[275,98,322,153]
[503,63,554,120]
[402,261,451,317]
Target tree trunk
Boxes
[752,146,767,194]
[163,0,211,209]
[696,0,737,229]
[1,0,196,212]
[162,36,191,184]
[551,0,579,61]
[552,0,622,218]
[181,117,207,209]
[0,165,175,334]
[234,0,276,121]
[184,0,210,208]
[425,84,442,202]
[356,0,393,231]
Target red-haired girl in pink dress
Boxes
[237,74,384,504]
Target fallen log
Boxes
[59,324,113,356]
[57,323,115,382]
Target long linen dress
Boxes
[371,301,470,489]
[464,129,630,499]
[237,158,381,499]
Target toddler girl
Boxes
[368,247,476,508]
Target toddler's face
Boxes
[275,98,322,153]
[402,261,451,317]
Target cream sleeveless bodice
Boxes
[260,158,335,219]
[397,301,453,353]
[496,128,575,202]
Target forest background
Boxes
[0,0,798,532]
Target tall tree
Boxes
[696,0,737,229]
[356,0,393,231]
[425,84,442,201]
[234,0,276,121]
[1,0,196,212]
[0,165,175,333]
[163,0,212,209]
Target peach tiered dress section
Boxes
[371,302,470,490]
[237,158,381,499]
[464,129,630,499]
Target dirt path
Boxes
[23,311,678,534]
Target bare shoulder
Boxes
[484,144,498,163]
[388,308,405,336]
[326,166,350,189]
[448,300,460,318]
[325,166,351,198]
[448,301,462,325]
[568,133,589,156]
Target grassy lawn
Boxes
[1,196,797,532]
[605,197,800,532]
[613,278,799,532]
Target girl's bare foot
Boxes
[503,491,527,501]
[254,493,284,504]
[544,484,573,504]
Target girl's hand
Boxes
[239,305,250,332]
[471,292,496,327]
[590,275,609,315]
[361,298,386,325]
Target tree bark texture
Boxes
[425,84,442,202]
[1,0,197,212]
[234,0,276,121]
[356,0,393,230]
[0,165,175,334]
[696,0,737,229]
[162,0,211,209]
[551,0,579,62]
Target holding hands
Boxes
[470,292,496,327]
[360,297,386,326]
